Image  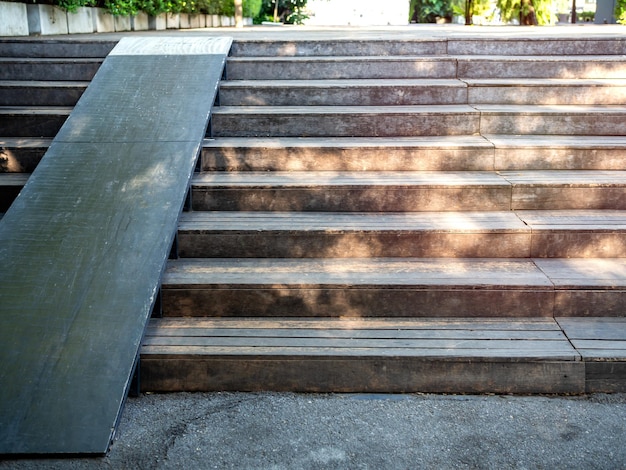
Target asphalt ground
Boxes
[1,392,626,469]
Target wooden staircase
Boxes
[1,33,625,395]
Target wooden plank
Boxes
[533,258,626,289]
[0,37,232,455]
[557,317,626,340]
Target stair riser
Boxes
[480,112,626,136]
[469,86,626,106]
[458,59,626,79]
[211,112,480,137]
[202,144,495,172]
[0,62,101,81]
[178,231,625,259]
[139,357,585,394]
[0,112,68,138]
[0,146,46,173]
[177,232,531,258]
[191,187,510,212]
[226,59,457,80]
[495,147,626,171]
[0,40,116,58]
[160,288,554,318]
[219,85,467,106]
[0,186,21,212]
[230,40,447,57]
[449,39,626,56]
[0,86,85,106]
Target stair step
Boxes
[140,317,585,394]
[177,211,530,258]
[202,136,495,171]
[191,171,511,212]
[467,79,626,105]
[0,58,102,81]
[177,210,626,259]
[449,38,626,56]
[201,135,626,172]
[160,257,626,318]
[230,39,448,57]
[226,56,458,80]
[0,106,71,137]
[477,105,626,135]
[457,55,626,79]
[488,135,626,170]
[219,79,468,106]
[0,80,87,106]
[0,138,50,173]
[502,170,626,210]
[211,105,480,137]
[190,170,626,211]
[0,39,116,58]
[0,173,28,211]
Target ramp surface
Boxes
[0,36,231,455]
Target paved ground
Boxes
[1,392,626,469]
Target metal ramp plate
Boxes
[0,36,232,455]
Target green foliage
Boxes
[104,0,138,15]
[56,0,95,13]
[410,0,451,22]
[618,0,626,24]
[257,0,308,24]
[496,0,554,24]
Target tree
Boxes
[496,0,553,24]
[257,0,309,24]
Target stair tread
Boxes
[466,78,626,86]
[0,173,29,184]
[141,316,585,360]
[179,211,530,231]
[213,104,478,114]
[475,104,626,113]
[221,79,466,87]
[162,258,626,288]
[0,80,89,87]
[192,170,626,187]
[486,134,626,148]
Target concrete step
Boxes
[0,106,71,137]
[467,79,626,106]
[229,37,626,58]
[219,79,468,106]
[225,56,458,80]
[0,58,102,81]
[211,105,626,138]
[0,81,87,106]
[477,105,626,135]
[139,317,585,394]
[159,257,626,317]
[201,135,626,172]
[176,210,626,259]
[0,138,50,172]
[190,170,626,212]
[457,55,626,79]
[225,56,626,81]
[190,171,512,212]
[210,105,480,137]
[0,39,116,58]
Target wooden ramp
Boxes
[0,37,231,455]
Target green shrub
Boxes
[619,0,626,24]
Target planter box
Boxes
[179,13,190,28]
[93,7,115,32]
[148,13,166,30]
[210,14,220,26]
[189,14,203,28]
[0,1,29,36]
[166,12,179,28]
[67,6,94,34]
[27,4,68,35]
[132,12,149,30]
[220,15,231,26]
[114,14,131,31]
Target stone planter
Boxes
[114,14,131,31]
[0,1,29,36]
[189,14,203,28]
[210,14,220,26]
[179,13,190,28]
[148,13,166,30]
[166,12,179,28]
[131,12,149,30]
[67,6,94,34]
[93,7,115,32]
[27,4,68,35]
